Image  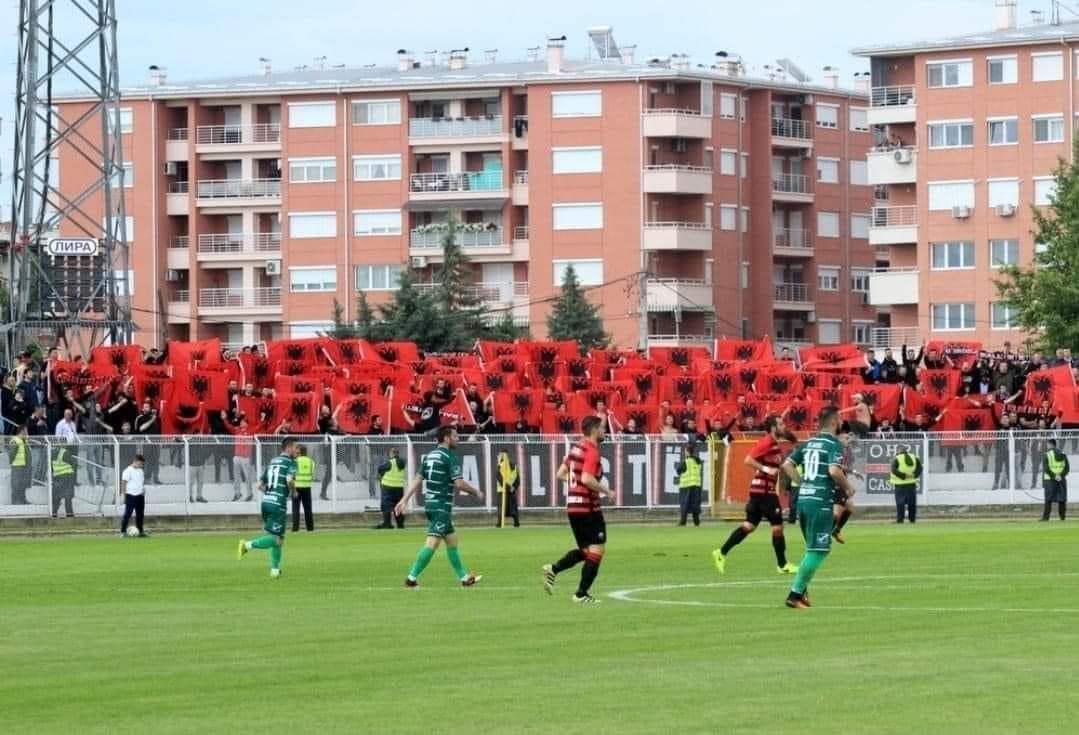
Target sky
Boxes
[0,0,1058,219]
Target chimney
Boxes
[259,57,272,77]
[448,48,469,70]
[620,44,636,65]
[713,51,742,77]
[546,35,566,74]
[994,0,1017,31]
[313,56,326,71]
[671,53,691,71]
[484,48,498,64]
[425,50,438,67]
[1030,9,1045,24]
[853,73,871,95]
[823,65,840,89]
[397,49,414,72]
[148,65,166,87]
[527,46,541,62]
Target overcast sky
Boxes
[0,0,1053,219]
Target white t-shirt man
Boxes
[121,464,145,496]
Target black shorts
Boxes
[745,493,783,527]
[833,487,851,506]
[569,512,607,548]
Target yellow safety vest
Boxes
[10,436,28,467]
[52,448,74,477]
[1044,450,1067,480]
[890,453,919,486]
[497,456,518,494]
[295,455,314,488]
[381,458,406,489]
[679,456,702,489]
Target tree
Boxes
[486,312,530,342]
[996,140,1079,351]
[377,266,445,349]
[432,219,488,353]
[354,291,378,340]
[546,264,608,353]
[325,298,360,339]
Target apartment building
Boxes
[55,28,875,351]
[855,0,1076,349]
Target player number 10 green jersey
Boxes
[788,433,845,503]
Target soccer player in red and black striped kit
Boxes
[712,415,799,575]
[543,416,613,604]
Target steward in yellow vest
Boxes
[291,445,315,533]
[376,447,407,529]
[51,445,76,518]
[8,428,30,505]
[675,441,704,527]
[496,450,521,528]
[1041,438,1069,522]
[890,450,922,524]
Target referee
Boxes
[1041,438,1069,522]
[890,448,922,524]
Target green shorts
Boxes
[797,499,832,553]
[262,503,287,538]
[425,508,455,538]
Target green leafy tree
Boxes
[546,264,608,353]
[325,298,360,339]
[486,312,530,342]
[354,291,380,340]
[378,267,446,350]
[996,141,1079,351]
[432,220,488,352]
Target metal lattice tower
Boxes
[5,0,133,362]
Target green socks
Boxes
[245,536,282,571]
[249,535,276,549]
[408,546,435,580]
[791,550,828,595]
[270,544,282,571]
[447,547,467,580]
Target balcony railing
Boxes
[166,128,189,141]
[168,236,190,249]
[644,221,711,231]
[410,227,503,248]
[870,85,916,108]
[774,282,811,303]
[871,205,917,228]
[413,281,527,302]
[198,287,281,308]
[773,173,812,195]
[647,334,713,345]
[197,232,282,253]
[513,170,529,184]
[167,181,189,194]
[513,225,529,241]
[771,117,812,140]
[169,289,190,303]
[196,179,281,199]
[408,170,504,193]
[872,326,921,350]
[643,107,705,117]
[773,228,812,250]
[643,163,712,173]
[194,123,281,145]
[408,115,503,138]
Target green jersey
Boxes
[787,433,845,503]
[261,454,298,510]
[421,446,462,513]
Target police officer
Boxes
[51,444,76,518]
[8,425,31,505]
[496,449,521,528]
[291,444,315,532]
[1040,438,1069,522]
[375,447,406,529]
[890,447,922,524]
[675,440,704,527]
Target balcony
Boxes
[868,86,916,126]
[647,334,713,347]
[169,236,190,249]
[642,222,713,251]
[642,109,712,139]
[167,182,189,216]
[166,289,191,323]
[410,227,504,249]
[166,236,189,269]
[771,117,813,147]
[196,179,281,206]
[868,267,919,306]
[641,164,712,195]
[197,232,282,261]
[165,128,188,161]
[512,115,528,150]
[645,279,714,312]
[872,326,920,351]
[870,205,918,246]
[772,173,813,203]
[867,147,917,185]
[512,170,529,206]
[197,287,282,316]
[194,123,281,151]
[774,282,814,311]
[773,228,813,257]
[513,225,529,242]
[408,115,506,144]
[408,171,508,203]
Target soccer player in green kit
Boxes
[396,426,483,587]
[781,407,853,608]
[237,437,298,578]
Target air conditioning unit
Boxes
[893,148,913,164]
[671,138,688,153]
[164,161,179,176]
[165,269,181,282]
[410,256,428,269]
[951,205,972,219]
[803,94,814,105]
[663,81,676,95]
[996,203,1017,217]
[806,311,817,323]
[264,259,281,275]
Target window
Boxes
[719,149,737,175]
[987,178,1019,207]
[852,321,873,344]
[932,303,975,331]
[108,107,133,135]
[356,264,402,291]
[719,204,737,231]
[991,303,1016,330]
[927,59,973,88]
[288,212,336,239]
[290,322,334,339]
[817,212,840,238]
[1035,177,1058,206]
[552,147,602,174]
[988,117,1018,145]
[818,266,840,291]
[818,320,841,344]
[851,269,871,292]
[988,56,1017,84]
[700,81,714,116]
[353,154,401,181]
[353,210,401,236]
[288,101,336,128]
[1033,115,1065,143]
[850,107,868,132]
[1033,52,1064,82]
[551,90,601,117]
[103,216,134,242]
[552,203,602,230]
[740,153,748,178]
[851,214,870,240]
[850,160,868,186]
[553,259,603,287]
[289,157,336,183]
[719,93,736,120]
[351,99,401,125]
[816,104,838,129]
[110,161,133,189]
[816,157,839,184]
[990,239,1019,268]
[931,241,975,269]
[928,120,974,148]
[927,180,975,210]
[289,267,337,293]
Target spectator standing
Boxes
[496,449,521,528]
[292,444,315,532]
[375,447,407,529]
[225,418,255,502]
[119,454,147,537]
[135,402,160,484]
[992,415,1013,491]
[862,350,882,384]
[880,349,899,384]
[675,440,704,527]
[8,425,31,504]
[1040,438,1069,522]
[889,448,922,523]
[27,405,48,483]
[50,444,76,518]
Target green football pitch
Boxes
[3,520,1077,734]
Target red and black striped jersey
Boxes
[749,434,783,495]
[565,438,603,514]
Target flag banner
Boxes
[542,411,584,435]
[1024,365,1075,405]
[714,337,773,363]
[429,354,483,371]
[274,374,328,396]
[754,370,804,398]
[89,345,143,375]
[134,374,174,407]
[902,387,948,423]
[167,339,222,369]
[799,344,865,372]
[237,396,280,433]
[935,407,994,433]
[477,340,521,364]
[926,340,982,370]
[705,370,740,403]
[555,375,593,394]
[236,353,273,389]
[462,370,518,397]
[526,360,566,387]
[519,340,579,363]
[808,387,844,405]
[369,341,421,364]
[566,388,624,417]
[174,368,229,411]
[840,384,902,424]
[266,338,318,365]
[492,390,545,428]
[649,345,712,368]
[659,375,707,405]
[417,373,466,395]
[611,404,659,434]
[780,399,830,432]
[331,378,387,405]
[921,369,962,400]
[1053,387,1079,426]
[436,389,477,427]
[274,391,320,433]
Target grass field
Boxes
[3,520,1077,734]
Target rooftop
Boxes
[852,19,1079,57]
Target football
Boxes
[126,526,140,538]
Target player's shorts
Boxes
[797,499,833,553]
[832,487,851,506]
[569,512,607,548]
[425,508,455,538]
[261,503,287,537]
[745,492,784,527]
